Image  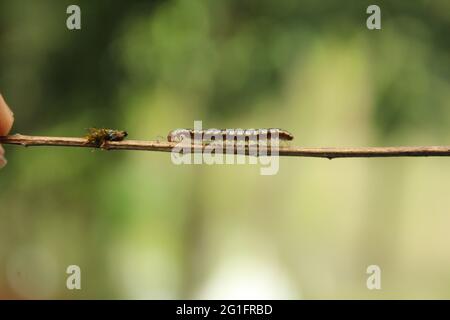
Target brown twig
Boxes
[1,134,450,159]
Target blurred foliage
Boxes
[0,0,449,299]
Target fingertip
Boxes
[0,156,7,169]
[0,94,14,136]
[0,146,6,169]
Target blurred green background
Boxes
[0,0,449,299]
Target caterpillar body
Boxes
[167,128,294,143]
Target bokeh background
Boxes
[0,0,449,299]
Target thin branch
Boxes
[1,134,450,159]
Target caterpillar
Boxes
[167,128,294,143]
